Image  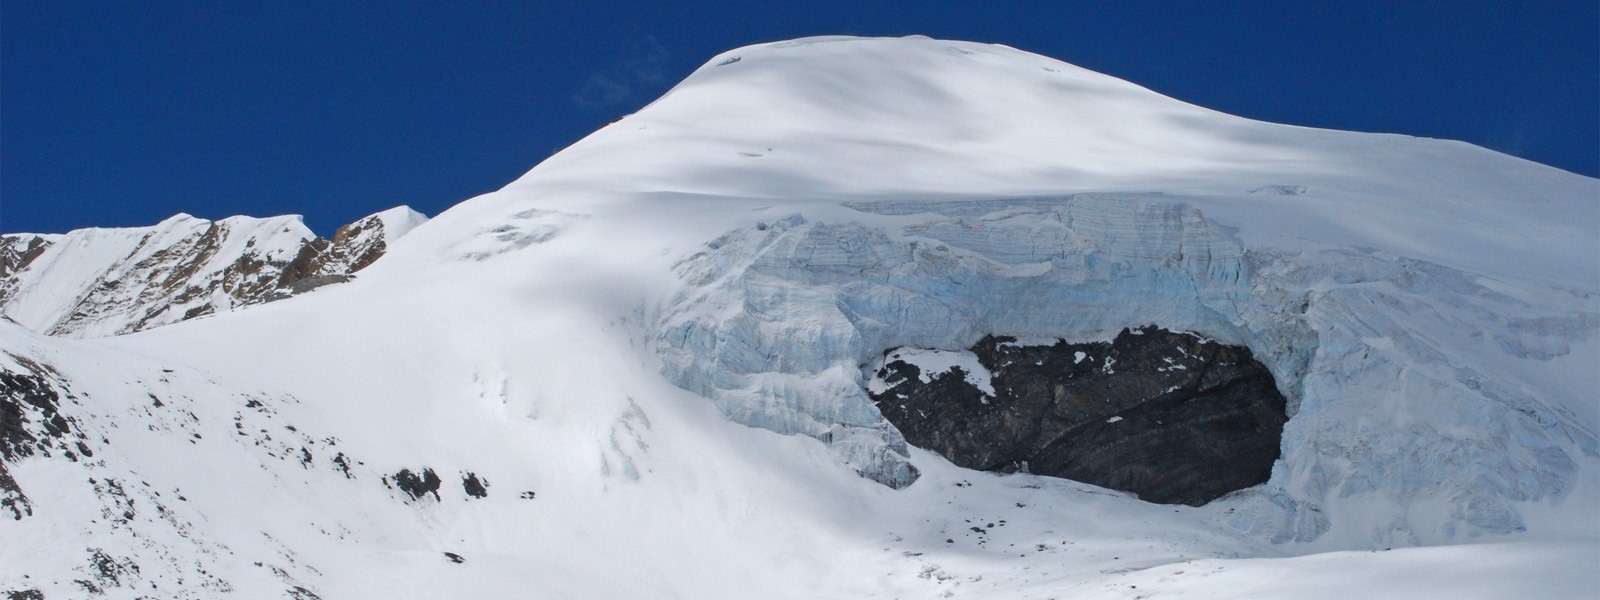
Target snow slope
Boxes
[2,36,1596,598]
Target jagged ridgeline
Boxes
[0,207,426,338]
[867,327,1287,506]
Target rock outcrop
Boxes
[0,353,85,520]
[867,327,1288,506]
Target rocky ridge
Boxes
[0,207,426,338]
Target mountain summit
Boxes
[2,37,1596,599]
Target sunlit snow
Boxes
[1,35,1595,599]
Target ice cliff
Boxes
[658,193,1597,544]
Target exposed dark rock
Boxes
[314,216,394,275]
[462,472,488,499]
[0,466,28,520]
[271,210,405,299]
[0,356,86,520]
[519,491,537,500]
[389,468,441,501]
[73,548,140,594]
[868,326,1287,506]
[5,589,44,600]
[443,552,465,564]
[0,370,71,462]
[332,453,355,479]
[280,274,350,297]
[88,478,137,526]
[0,236,53,282]
[274,239,333,291]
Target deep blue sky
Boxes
[3,2,1596,235]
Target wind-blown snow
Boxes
[2,35,1595,598]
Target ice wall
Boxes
[656,194,1598,546]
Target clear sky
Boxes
[3,1,1596,235]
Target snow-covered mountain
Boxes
[0,206,427,337]
[2,36,1596,599]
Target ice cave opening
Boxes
[865,326,1288,506]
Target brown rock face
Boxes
[0,207,425,338]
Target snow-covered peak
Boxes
[475,35,1594,287]
[517,36,1227,194]
[368,206,429,244]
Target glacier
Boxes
[1,35,1596,598]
